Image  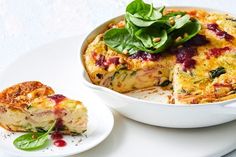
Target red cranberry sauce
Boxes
[129,51,161,61]
[108,57,120,65]
[92,52,120,69]
[53,139,67,147]
[55,118,64,131]
[95,54,107,67]
[48,94,66,104]
[182,59,196,70]
[214,83,232,88]
[51,119,67,147]
[183,34,209,47]
[173,47,197,71]
[207,23,234,41]
[48,95,67,147]
[208,47,231,58]
[51,131,63,140]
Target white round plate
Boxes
[0,36,114,157]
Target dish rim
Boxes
[78,6,236,107]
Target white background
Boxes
[0,0,236,156]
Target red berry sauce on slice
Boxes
[129,51,161,61]
[93,52,121,69]
[51,131,63,140]
[183,34,209,47]
[54,118,64,131]
[207,47,231,58]
[214,83,232,88]
[95,54,108,68]
[53,139,67,147]
[51,118,67,147]
[48,95,67,147]
[174,47,197,71]
[48,94,66,104]
[108,57,120,65]
[182,59,196,70]
[207,23,234,41]
[48,94,66,118]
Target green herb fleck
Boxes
[35,127,46,133]
[130,71,137,76]
[159,80,171,87]
[209,67,226,79]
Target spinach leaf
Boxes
[167,14,190,33]
[14,121,56,151]
[104,28,144,55]
[126,0,150,15]
[164,12,186,18]
[209,67,226,79]
[127,12,157,27]
[125,14,139,36]
[155,12,186,27]
[126,0,162,21]
[146,4,163,20]
[135,26,168,52]
[160,12,186,21]
[104,0,202,55]
[172,20,201,46]
[126,0,162,27]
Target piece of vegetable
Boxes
[104,28,144,55]
[160,80,171,87]
[172,20,201,46]
[126,0,163,27]
[126,0,162,21]
[135,26,168,53]
[209,67,226,79]
[167,14,190,33]
[13,121,56,151]
[104,0,201,55]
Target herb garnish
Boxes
[13,121,56,151]
[209,66,226,79]
[160,80,171,87]
[104,0,201,55]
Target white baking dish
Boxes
[79,7,236,128]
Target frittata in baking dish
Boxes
[83,0,236,104]
[0,81,87,134]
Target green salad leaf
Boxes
[167,14,190,33]
[126,12,157,27]
[135,26,168,52]
[172,20,201,46]
[126,0,163,27]
[104,0,201,55]
[13,121,56,151]
[104,28,144,55]
[126,0,150,14]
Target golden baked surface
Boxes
[0,81,54,111]
[83,9,236,104]
[0,81,87,134]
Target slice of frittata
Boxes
[0,81,87,134]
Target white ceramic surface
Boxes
[1,36,236,157]
[0,37,114,157]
